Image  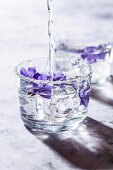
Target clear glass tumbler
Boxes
[15,57,92,133]
[55,40,112,84]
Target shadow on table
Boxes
[91,75,113,106]
[25,117,113,169]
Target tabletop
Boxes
[0,0,113,169]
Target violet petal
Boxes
[20,67,28,77]
[33,73,40,80]
[38,74,50,80]
[28,67,36,78]
[79,88,90,107]
[86,45,103,53]
[53,72,66,81]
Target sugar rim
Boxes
[15,58,92,85]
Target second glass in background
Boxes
[55,40,113,84]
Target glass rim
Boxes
[15,58,92,84]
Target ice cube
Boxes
[64,85,76,96]
[50,85,67,104]
[49,84,80,117]
[56,97,75,114]
[49,95,80,116]
[43,97,54,120]
[73,95,80,107]
[23,97,37,116]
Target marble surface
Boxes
[0,0,113,169]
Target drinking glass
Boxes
[55,40,112,84]
[15,57,92,133]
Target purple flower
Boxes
[33,83,54,99]
[20,67,36,78]
[74,82,91,107]
[20,67,28,77]
[81,52,106,64]
[20,67,91,107]
[81,44,109,64]
[85,45,103,53]
[33,73,50,81]
[53,72,66,81]
[58,43,110,64]
[33,72,66,99]
[20,67,67,99]
[79,88,90,107]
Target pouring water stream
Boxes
[47,0,54,81]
